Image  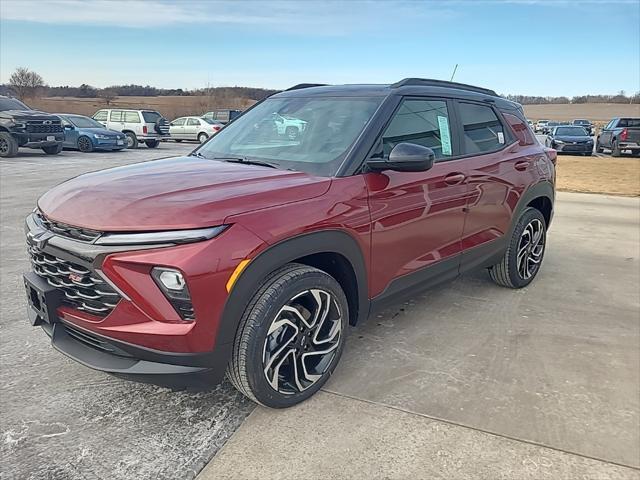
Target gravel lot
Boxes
[0,144,255,480]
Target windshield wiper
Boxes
[213,156,279,169]
[190,151,207,158]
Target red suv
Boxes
[24,79,555,408]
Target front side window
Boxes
[187,118,200,126]
[93,110,108,122]
[381,98,453,160]
[458,102,506,154]
[124,111,141,123]
[195,96,382,176]
[0,97,29,111]
[110,110,123,122]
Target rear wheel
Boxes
[489,207,546,289]
[0,132,18,158]
[595,138,604,153]
[77,136,94,153]
[198,132,208,144]
[227,263,348,408]
[145,139,159,148]
[42,144,63,155]
[611,140,622,157]
[125,132,138,149]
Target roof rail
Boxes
[285,83,328,91]
[390,78,497,97]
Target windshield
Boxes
[142,111,161,123]
[0,97,30,111]
[195,96,382,176]
[573,119,589,125]
[67,115,104,128]
[556,126,588,136]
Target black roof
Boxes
[275,77,512,106]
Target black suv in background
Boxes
[0,96,64,158]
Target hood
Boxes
[554,135,592,142]
[38,156,331,231]
[0,110,60,121]
[77,127,124,137]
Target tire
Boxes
[489,207,546,289]
[42,144,63,155]
[227,263,348,408]
[285,126,299,140]
[145,139,159,148]
[611,139,622,157]
[198,132,208,144]
[77,136,94,153]
[174,139,183,143]
[595,138,604,153]
[0,132,18,158]
[124,132,138,149]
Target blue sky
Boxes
[1,0,638,96]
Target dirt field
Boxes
[556,154,640,196]
[28,95,258,119]
[524,103,640,122]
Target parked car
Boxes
[169,116,223,143]
[23,78,555,408]
[57,114,126,152]
[541,121,561,135]
[92,109,170,149]
[596,117,640,157]
[201,109,242,124]
[545,125,593,155]
[0,96,64,158]
[571,119,593,136]
[534,119,550,133]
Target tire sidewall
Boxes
[0,132,18,157]
[125,132,137,149]
[506,208,547,288]
[77,136,93,152]
[243,268,348,408]
[198,133,208,144]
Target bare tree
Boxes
[98,89,117,106]
[9,67,45,99]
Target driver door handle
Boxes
[444,172,466,185]
[515,160,531,171]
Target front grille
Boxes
[63,323,131,356]
[35,210,101,242]
[26,120,63,134]
[27,243,121,316]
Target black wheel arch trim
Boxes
[509,181,555,235]
[215,229,369,348]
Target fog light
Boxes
[151,267,194,321]
[158,269,186,290]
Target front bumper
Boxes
[23,213,265,384]
[94,138,126,150]
[553,142,593,153]
[14,131,64,148]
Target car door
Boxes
[599,119,616,147]
[457,100,541,272]
[365,97,469,298]
[170,117,186,139]
[60,117,77,148]
[184,118,200,140]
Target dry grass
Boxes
[28,95,259,120]
[524,103,640,122]
[556,154,640,196]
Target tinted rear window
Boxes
[618,118,640,128]
[0,97,30,111]
[142,111,161,123]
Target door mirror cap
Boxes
[64,124,73,130]
[367,143,436,172]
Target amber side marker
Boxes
[226,259,250,292]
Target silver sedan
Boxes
[169,116,223,143]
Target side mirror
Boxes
[64,124,73,130]
[367,143,435,172]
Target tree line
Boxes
[3,67,638,104]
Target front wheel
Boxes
[489,207,546,289]
[42,144,63,155]
[595,138,604,153]
[227,263,348,408]
[77,136,94,153]
[0,132,18,158]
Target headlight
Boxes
[93,134,110,139]
[12,122,26,130]
[554,140,564,144]
[94,225,227,245]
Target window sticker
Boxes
[437,115,452,156]
[497,131,505,144]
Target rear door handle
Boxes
[514,160,530,171]
[444,172,466,185]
